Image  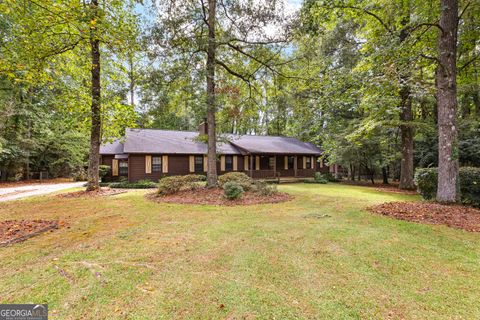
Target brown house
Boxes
[100,127,328,182]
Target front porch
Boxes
[245,154,319,180]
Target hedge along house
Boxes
[100,126,327,182]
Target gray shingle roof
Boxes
[228,134,321,155]
[123,129,241,154]
[99,140,124,154]
[100,128,322,155]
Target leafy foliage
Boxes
[223,181,244,200]
[218,172,253,191]
[415,167,480,207]
[109,179,157,189]
[157,175,205,195]
[252,181,278,196]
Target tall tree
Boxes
[436,0,459,202]
[86,0,102,191]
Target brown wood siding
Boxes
[100,155,122,182]
[110,153,320,182]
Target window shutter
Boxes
[320,159,324,168]
[112,159,119,176]
[311,156,315,169]
[303,156,306,169]
[189,156,195,173]
[244,156,249,170]
[255,156,260,170]
[162,155,168,173]
[220,156,225,171]
[284,156,288,170]
[145,155,152,174]
[203,155,208,172]
[233,156,238,171]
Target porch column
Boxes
[294,156,297,177]
[273,155,276,178]
[249,154,254,178]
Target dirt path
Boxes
[0,182,85,202]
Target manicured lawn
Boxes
[0,184,479,319]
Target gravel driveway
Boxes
[0,182,85,202]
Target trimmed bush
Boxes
[223,181,244,200]
[252,180,278,196]
[415,167,480,207]
[109,179,157,189]
[322,172,338,182]
[218,172,253,190]
[414,168,437,200]
[99,165,111,181]
[158,175,205,195]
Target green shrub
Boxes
[99,165,111,181]
[322,172,338,182]
[314,172,329,184]
[223,181,244,200]
[252,180,278,196]
[414,168,438,200]
[182,174,206,182]
[158,175,204,195]
[415,167,480,207]
[109,179,157,189]
[218,172,253,190]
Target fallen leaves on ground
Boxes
[0,219,62,246]
[147,188,293,206]
[57,187,126,198]
[369,201,480,232]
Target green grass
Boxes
[0,183,479,319]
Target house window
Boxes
[288,156,295,169]
[306,156,311,169]
[194,155,204,173]
[225,155,233,170]
[119,160,128,176]
[152,156,162,172]
[268,156,275,170]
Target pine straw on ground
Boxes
[369,201,480,232]
[0,220,65,247]
[57,187,127,198]
[146,187,293,206]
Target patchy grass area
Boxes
[0,184,479,319]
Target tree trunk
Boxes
[128,54,135,107]
[382,167,389,184]
[86,0,101,191]
[206,0,217,187]
[398,13,415,190]
[436,0,459,203]
[350,163,355,181]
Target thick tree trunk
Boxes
[436,0,459,203]
[86,0,101,191]
[206,0,217,187]
[399,85,415,189]
[398,13,415,190]
[382,167,389,184]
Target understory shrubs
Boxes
[99,165,111,181]
[415,167,480,207]
[109,179,157,189]
[158,175,205,195]
[218,172,253,191]
[304,172,328,184]
[252,180,278,196]
[223,181,244,200]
